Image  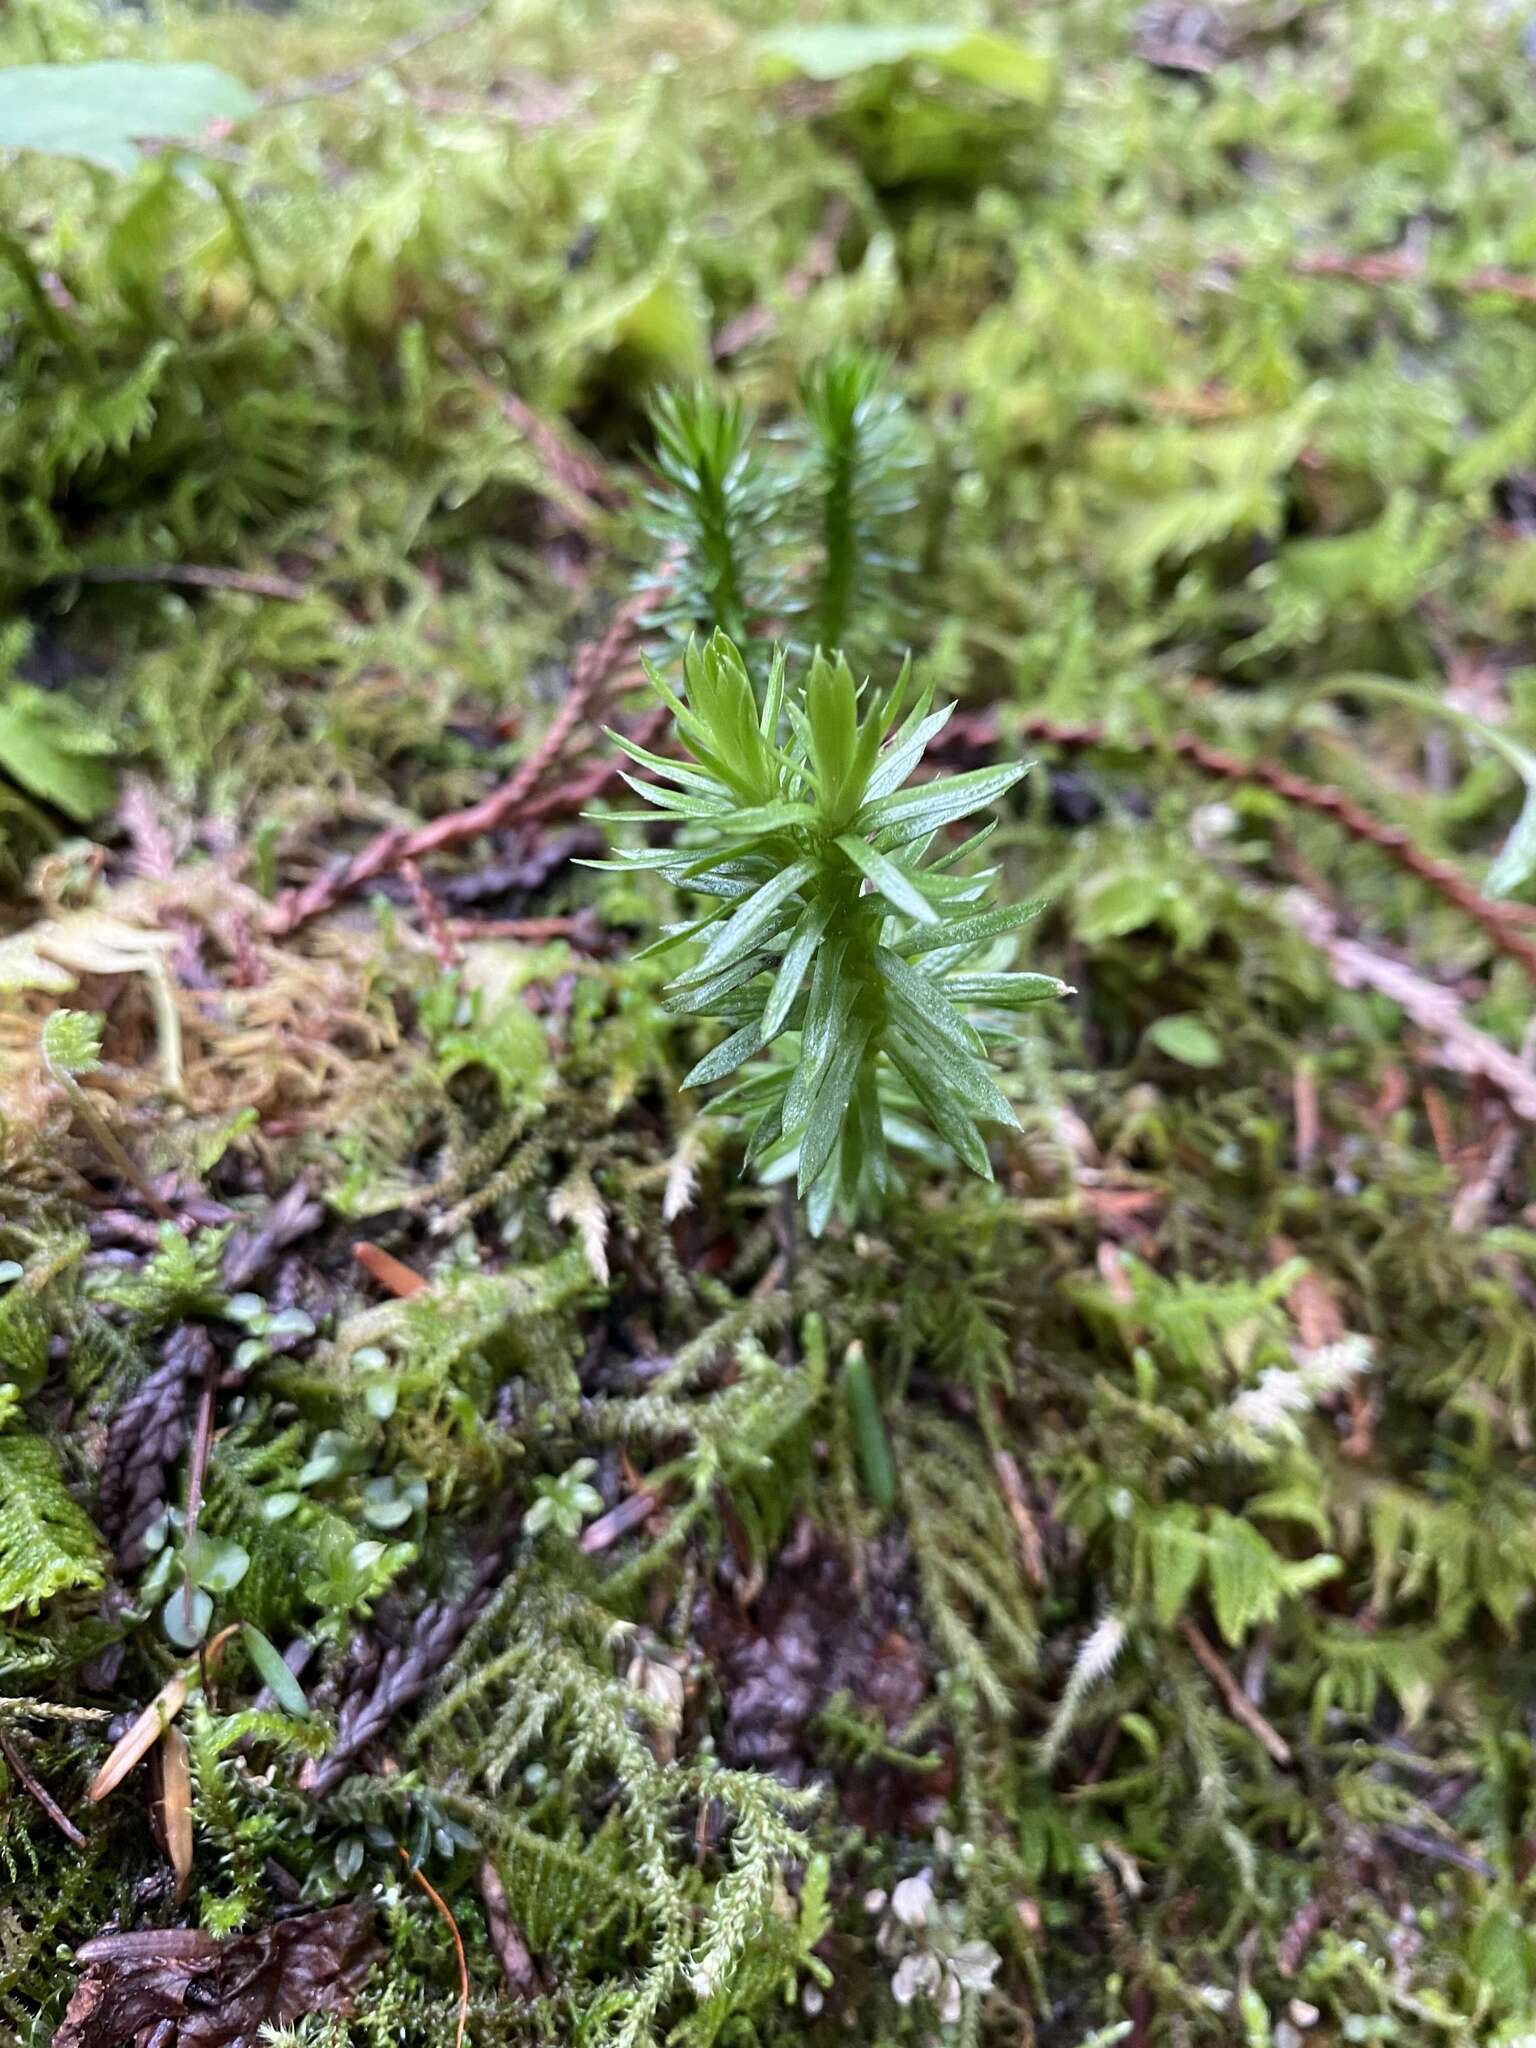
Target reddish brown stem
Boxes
[270,596,654,935]
[399,858,462,972]
[1004,713,1536,986]
[0,1730,87,1849]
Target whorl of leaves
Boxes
[641,388,784,653]
[595,633,1067,1229]
[638,353,917,670]
[800,351,918,658]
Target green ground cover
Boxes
[6,3,1536,2043]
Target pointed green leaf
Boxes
[941,971,1070,1009]
[835,833,940,925]
[683,1021,765,1089]
[662,949,772,1014]
[241,1624,312,1719]
[885,1036,993,1176]
[897,898,1047,959]
[762,901,832,1041]
[671,856,817,986]
[604,728,731,797]
[797,1021,873,1193]
[860,760,1027,846]
[784,936,852,1129]
[875,946,986,1057]
[806,650,859,800]
[862,702,954,805]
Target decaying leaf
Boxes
[662,1125,705,1222]
[0,909,182,1086]
[150,1722,194,1901]
[548,1169,609,1283]
[53,1904,382,2048]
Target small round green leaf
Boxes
[162,1584,213,1648]
[1146,1014,1222,1068]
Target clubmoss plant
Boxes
[638,351,917,671]
[597,632,1068,1230]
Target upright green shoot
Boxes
[594,633,1067,1231]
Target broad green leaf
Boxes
[163,1584,214,1648]
[1146,1014,1222,1068]
[0,687,116,822]
[0,61,258,174]
[40,1008,103,1076]
[835,833,939,924]
[1074,871,1173,942]
[184,1531,249,1593]
[1146,1513,1206,1627]
[755,25,1054,102]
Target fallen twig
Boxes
[400,858,463,972]
[477,1858,544,1999]
[271,596,654,935]
[579,1485,667,1555]
[1218,243,1536,306]
[440,338,622,525]
[262,1,490,109]
[443,911,603,946]
[401,1851,469,2048]
[959,711,1536,986]
[88,1628,238,1803]
[1286,893,1536,1124]
[353,1242,429,1299]
[171,1328,222,1650]
[0,1729,87,1849]
[41,562,309,602]
[1180,1619,1292,1767]
[712,197,853,359]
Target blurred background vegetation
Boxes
[8,3,1536,2044]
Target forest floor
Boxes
[5,3,1536,2045]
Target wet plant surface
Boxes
[5,3,1536,2045]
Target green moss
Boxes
[6,0,1536,2042]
